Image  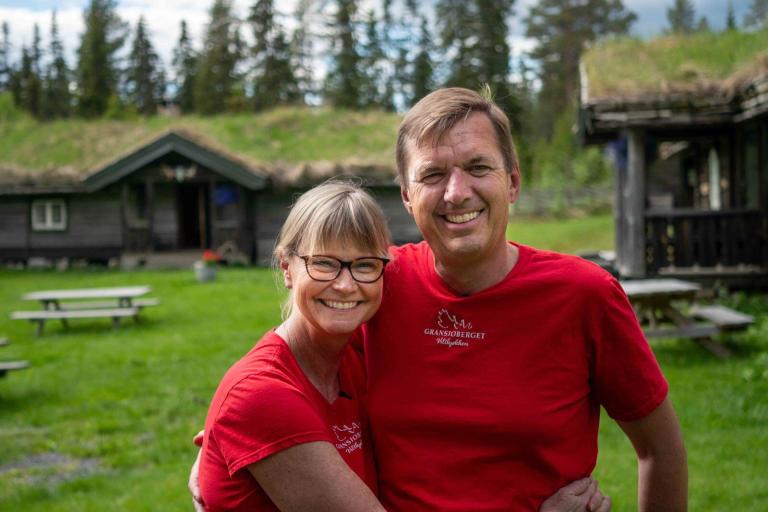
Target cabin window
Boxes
[31,199,67,231]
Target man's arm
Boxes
[617,397,687,511]
[248,441,385,512]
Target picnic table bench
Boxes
[0,338,30,378]
[0,360,30,378]
[11,286,159,336]
[620,278,754,359]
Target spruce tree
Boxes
[726,1,737,31]
[42,11,72,119]
[76,0,128,117]
[324,0,362,109]
[666,0,697,34]
[291,0,316,103]
[126,16,162,116]
[410,15,434,106]
[0,22,11,93]
[435,0,476,89]
[359,9,386,108]
[524,0,635,138]
[15,46,42,117]
[248,0,300,110]
[172,20,197,112]
[194,0,243,114]
[744,0,768,28]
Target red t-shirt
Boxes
[363,242,668,511]
[199,331,376,511]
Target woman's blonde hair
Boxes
[273,179,392,317]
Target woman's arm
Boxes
[248,441,385,512]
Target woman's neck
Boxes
[276,315,347,403]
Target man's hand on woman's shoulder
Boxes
[539,478,611,512]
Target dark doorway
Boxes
[177,184,210,249]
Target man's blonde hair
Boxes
[396,87,519,187]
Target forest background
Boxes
[1,0,767,193]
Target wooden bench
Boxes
[690,305,755,332]
[11,308,140,336]
[0,361,29,378]
[55,298,160,311]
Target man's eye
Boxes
[419,171,444,184]
[468,165,492,175]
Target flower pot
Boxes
[193,260,217,282]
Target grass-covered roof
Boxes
[581,28,768,104]
[0,94,401,187]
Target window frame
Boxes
[30,198,68,232]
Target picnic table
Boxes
[12,286,159,336]
[620,278,754,359]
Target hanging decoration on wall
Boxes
[162,164,198,182]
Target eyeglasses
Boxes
[298,255,389,283]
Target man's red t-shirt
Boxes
[199,332,376,511]
[362,242,669,511]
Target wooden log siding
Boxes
[645,209,765,272]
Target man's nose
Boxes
[443,167,472,205]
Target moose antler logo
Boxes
[436,308,473,330]
[332,422,361,441]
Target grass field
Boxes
[0,217,766,510]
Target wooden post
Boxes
[620,129,646,278]
[146,181,155,252]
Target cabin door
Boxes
[177,183,210,249]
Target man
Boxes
[191,87,687,510]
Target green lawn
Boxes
[508,213,614,253]
[0,218,766,510]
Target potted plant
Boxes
[193,249,221,282]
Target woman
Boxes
[198,181,389,511]
[195,181,609,512]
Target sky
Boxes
[0,0,752,72]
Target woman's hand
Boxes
[188,430,205,512]
[539,477,611,512]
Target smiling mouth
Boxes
[320,300,360,310]
[444,210,482,224]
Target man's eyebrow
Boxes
[464,156,493,166]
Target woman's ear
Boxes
[280,257,293,289]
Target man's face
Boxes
[401,112,520,265]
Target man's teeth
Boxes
[323,300,358,310]
[445,211,480,224]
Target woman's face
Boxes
[282,241,385,338]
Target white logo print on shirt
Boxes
[423,308,487,348]
[332,422,362,454]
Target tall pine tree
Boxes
[248,0,300,110]
[744,0,768,28]
[76,0,128,117]
[666,0,697,34]
[14,46,42,116]
[324,0,362,108]
[410,15,434,106]
[42,11,72,119]
[172,20,197,112]
[359,9,388,109]
[126,16,162,116]
[194,0,243,114]
[0,22,11,94]
[524,0,635,138]
[726,1,737,31]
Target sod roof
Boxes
[581,28,768,105]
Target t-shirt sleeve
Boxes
[211,376,331,476]
[587,275,669,422]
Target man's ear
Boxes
[400,185,414,216]
[280,257,293,289]
[508,167,521,205]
